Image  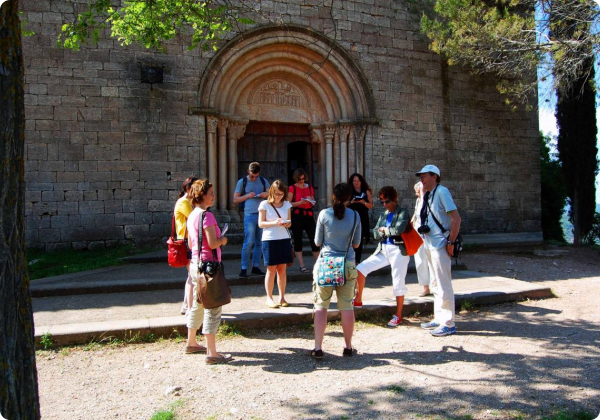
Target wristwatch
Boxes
[447,240,454,246]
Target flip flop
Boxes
[205,354,234,365]
[299,266,310,273]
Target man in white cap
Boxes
[415,164,462,336]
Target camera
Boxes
[417,225,430,234]
[200,261,220,276]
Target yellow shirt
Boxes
[174,196,193,239]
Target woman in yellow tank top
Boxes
[174,177,198,314]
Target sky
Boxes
[538,107,600,204]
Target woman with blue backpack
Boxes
[311,183,361,359]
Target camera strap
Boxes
[197,209,219,270]
[425,186,448,235]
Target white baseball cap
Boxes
[415,164,440,176]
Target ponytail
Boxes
[332,183,351,220]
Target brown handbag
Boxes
[195,210,231,309]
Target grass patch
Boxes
[459,299,474,312]
[39,332,53,350]
[217,322,243,338]
[541,410,594,420]
[387,384,406,394]
[150,410,174,420]
[26,244,160,280]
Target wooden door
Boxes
[238,122,314,189]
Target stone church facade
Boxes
[20,1,541,250]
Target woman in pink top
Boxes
[185,179,232,364]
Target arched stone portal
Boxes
[195,25,377,211]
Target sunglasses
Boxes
[380,199,392,205]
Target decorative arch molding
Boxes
[197,24,376,122]
[195,25,378,210]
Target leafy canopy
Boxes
[57,0,256,52]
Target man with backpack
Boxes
[233,162,270,278]
[416,164,462,337]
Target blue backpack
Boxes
[239,176,267,212]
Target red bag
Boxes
[167,216,189,268]
[400,222,424,256]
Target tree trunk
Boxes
[556,60,598,246]
[0,1,41,418]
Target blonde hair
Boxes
[267,180,288,204]
[414,181,423,197]
[189,179,213,206]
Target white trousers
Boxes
[357,244,409,297]
[414,245,430,287]
[424,247,455,327]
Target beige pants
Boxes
[186,264,222,334]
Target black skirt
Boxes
[262,238,293,266]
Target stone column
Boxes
[310,126,324,206]
[228,121,247,210]
[333,127,341,185]
[348,125,356,176]
[217,118,229,211]
[340,125,350,182]
[355,125,367,175]
[324,124,336,207]
[206,116,219,200]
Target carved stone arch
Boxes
[198,24,376,122]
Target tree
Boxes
[1,1,255,417]
[0,0,41,418]
[421,0,599,244]
[540,132,567,242]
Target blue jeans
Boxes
[241,213,263,270]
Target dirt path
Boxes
[36,247,600,420]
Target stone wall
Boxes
[20,0,540,250]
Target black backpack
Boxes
[239,175,267,212]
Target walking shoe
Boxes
[420,320,440,330]
[352,300,363,309]
[387,315,402,327]
[251,267,264,275]
[431,325,456,337]
[238,269,248,279]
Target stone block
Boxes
[98,132,124,144]
[41,190,65,202]
[84,144,121,161]
[124,224,150,239]
[148,200,172,212]
[58,144,83,161]
[27,143,48,160]
[122,200,148,212]
[79,200,104,214]
[84,171,111,182]
[71,132,98,145]
[104,200,123,213]
[51,215,70,228]
[57,172,84,183]
[135,212,153,225]
[112,171,139,182]
[115,212,135,225]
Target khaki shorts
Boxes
[313,261,358,311]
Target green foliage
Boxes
[39,333,53,350]
[459,299,474,312]
[217,322,243,338]
[57,0,255,52]
[150,410,175,420]
[583,211,600,246]
[540,132,567,242]
[386,385,406,394]
[541,410,594,420]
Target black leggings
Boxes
[291,213,320,253]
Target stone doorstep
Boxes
[34,278,553,348]
[29,262,469,298]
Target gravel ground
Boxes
[36,246,600,420]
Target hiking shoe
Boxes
[251,267,264,275]
[343,347,357,357]
[420,321,440,330]
[238,269,248,279]
[387,315,402,327]
[352,300,363,309]
[431,325,456,337]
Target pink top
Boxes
[289,184,314,209]
[187,208,222,262]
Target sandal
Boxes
[299,266,310,273]
[311,349,324,359]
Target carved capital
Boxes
[218,118,229,133]
[228,122,247,141]
[206,116,218,134]
[339,125,351,142]
[324,123,336,144]
[309,127,323,144]
[354,124,367,142]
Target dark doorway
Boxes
[238,121,317,191]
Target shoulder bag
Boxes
[400,221,424,256]
[316,210,357,287]
[195,210,231,309]
[426,195,463,258]
[270,203,295,267]
[167,215,189,268]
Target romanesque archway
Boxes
[195,25,377,210]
